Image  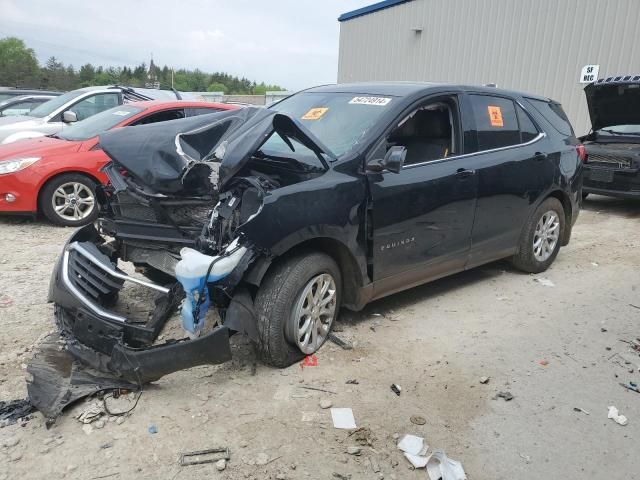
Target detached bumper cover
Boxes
[30,225,233,419]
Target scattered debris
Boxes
[346,379,359,385]
[479,376,490,384]
[76,401,105,424]
[607,406,628,426]
[331,408,357,429]
[573,407,590,415]
[519,453,532,464]
[299,385,337,395]
[410,415,426,425]
[426,450,467,480]
[601,327,608,332]
[320,399,333,409]
[0,399,35,428]
[148,424,158,434]
[539,359,549,366]
[397,434,429,468]
[494,391,514,401]
[300,355,318,368]
[348,427,374,446]
[620,382,640,394]
[346,446,361,455]
[390,384,402,396]
[332,473,352,479]
[534,278,555,287]
[179,447,230,466]
[216,459,227,471]
[328,333,353,350]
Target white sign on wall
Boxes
[579,65,600,84]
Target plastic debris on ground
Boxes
[426,450,467,480]
[328,333,353,350]
[148,424,158,434]
[0,399,35,428]
[573,407,590,415]
[331,408,356,429]
[410,415,426,425]
[76,401,105,424]
[397,434,429,468]
[607,406,628,426]
[620,382,640,393]
[534,278,555,287]
[390,384,402,396]
[300,355,318,368]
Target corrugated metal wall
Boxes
[338,0,640,134]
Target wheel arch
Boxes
[244,237,368,310]
[544,189,572,246]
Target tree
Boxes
[207,82,227,93]
[0,37,40,87]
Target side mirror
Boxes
[367,146,407,174]
[62,111,77,123]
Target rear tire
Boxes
[254,252,341,368]
[40,173,98,227]
[511,197,565,274]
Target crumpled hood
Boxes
[99,106,333,194]
[584,81,640,131]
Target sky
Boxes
[0,0,372,91]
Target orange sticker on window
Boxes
[488,106,504,127]
[302,107,328,120]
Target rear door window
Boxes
[516,104,539,142]
[524,98,574,136]
[132,108,185,125]
[468,95,520,151]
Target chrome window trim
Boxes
[401,132,546,170]
[61,242,170,324]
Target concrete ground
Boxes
[0,195,639,480]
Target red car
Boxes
[0,100,238,226]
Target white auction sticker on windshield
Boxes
[112,111,131,116]
[349,96,391,106]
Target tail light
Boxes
[576,144,587,162]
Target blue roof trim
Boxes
[338,0,412,22]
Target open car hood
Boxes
[584,80,640,131]
[99,106,334,194]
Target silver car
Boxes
[0,86,189,144]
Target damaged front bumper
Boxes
[44,224,233,385]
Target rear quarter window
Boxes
[468,94,520,150]
[524,98,574,136]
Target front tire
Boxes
[254,252,341,367]
[511,197,565,273]
[40,173,98,227]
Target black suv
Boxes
[581,76,640,199]
[34,83,583,416]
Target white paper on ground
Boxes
[426,450,467,480]
[404,452,429,468]
[608,405,628,426]
[330,408,357,429]
[397,434,428,456]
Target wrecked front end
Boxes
[30,108,335,419]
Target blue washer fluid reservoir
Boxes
[174,241,247,337]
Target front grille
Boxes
[113,192,210,227]
[68,249,124,302]
[588,153,632,169]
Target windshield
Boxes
[29,90,86,118]
[270,92,395,156]
[57,105,143,141]
[598,124,640,136]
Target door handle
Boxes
[533,152,547,161]
[455,168,475,178]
